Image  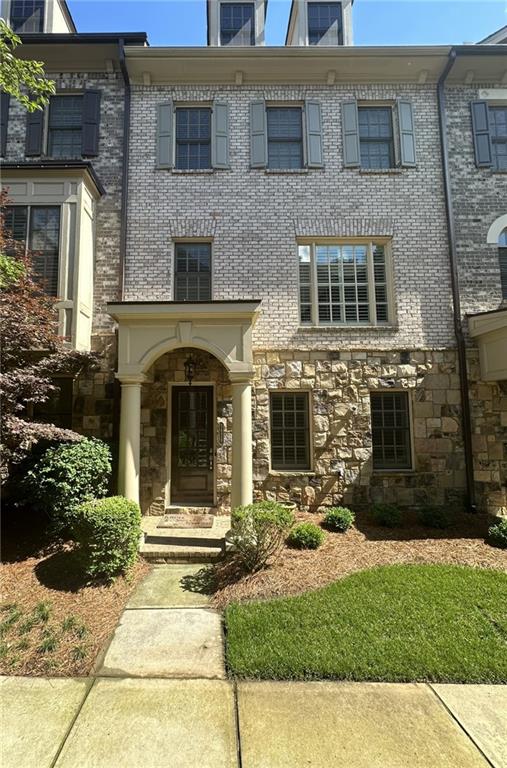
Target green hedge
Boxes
[323,507,355,532]
[23,439,111,532]
[287,522,325,550]
[72,496,141,579]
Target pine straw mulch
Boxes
[210,511,506,610]
[0,518,149,677]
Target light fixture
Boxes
[184,354,197,386]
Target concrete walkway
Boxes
[2,564,506,768]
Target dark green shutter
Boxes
[398,100,416,167]
[25,108,44,156]
[341,100,360,167]
[157,101,173,168]
[1,92,9,157]
[212,101,229,169]
[82,90,101,156]
[471,101,492,168]
[250,100,267,168]
[305,100,323,168]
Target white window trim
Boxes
[297,237,395,328]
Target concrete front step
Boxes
[139,515,230,564]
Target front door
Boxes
[171,386,214,505]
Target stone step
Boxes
[139,515,230,564]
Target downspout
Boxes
[437,48,477,512]
[118,37,130,300]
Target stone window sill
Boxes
[358,168,406,175]
[268,470,316,477]
[297,324,398,332]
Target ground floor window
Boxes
[270,391,311,471]
[371,391,412,470]
[4,204,61,296]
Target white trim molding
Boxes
[487,214,507,245]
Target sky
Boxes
[67,0,507,46]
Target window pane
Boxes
[175,243,211,301]
[316,244,370,325]
[220,2,255,45]
[298,245,312,323]
[270,392,310,470]
[490,107,507,171]
[307,2,342,45]
[175,108,212,170]
[29,206,61,296]
[4,206,28,254]
[371,392,411,470]
[10,0,44,32]
[358,107,394,169]
[47,96,83,158]
[267,108,303,169]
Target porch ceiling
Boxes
[108,300,261,383]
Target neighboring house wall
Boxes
[446,82,507,515]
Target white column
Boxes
[231,379,253,509]
[118,380,142,505]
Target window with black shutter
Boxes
[48,95,83,159]
[490,106,507,171]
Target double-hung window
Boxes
[358,107,394,169]
[220,2,255,45]
[175,108,212,170]
[371,392,412,470]
[267,107,303,170]
[307,2,343,45]
[298,240,390,326]
[48,95,83,159]
[270,392,311,471]
[174,243,212,301]
[489,107,507,171]
[10,0,44,32]
[4,205,61,296]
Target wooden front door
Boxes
[171,386,214,505]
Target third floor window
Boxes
[220,2,255,45]
[489,106,507,171]
[48,95,84,159]
[307,2,343,45]
[10,0,44,32]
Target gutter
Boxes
[436,47,476,512]
[118,38,131,301]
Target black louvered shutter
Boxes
[25,108,44,156]
[500,248,507,300]
[82,90,101,156]
[1,93,10,157]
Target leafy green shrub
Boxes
[488,519,507,549]
[287,522,325,550]
[371,503,402,528]
[323,507,355,532]
[72,496,141,579]
[23,439,111,532]
[418,505,454,529]
[229,501,295,573]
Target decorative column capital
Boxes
[116,373,147,386]
[229,372,254,386]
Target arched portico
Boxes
[108,301,261,511]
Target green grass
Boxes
[225,564,507,683]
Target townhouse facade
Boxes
[1,0,506,519]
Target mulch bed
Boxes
[211,511,506,610]
[0,516,149,677]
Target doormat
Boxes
[157,514,214,529]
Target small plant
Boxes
[488,518,507,549]
[37,630,57,654]
[18,615,38,635]
[72,496,142,579]
[371,503,402,528]
[62,615,77,632]
[0,605,21,633]
[34,602,51,623]
[287,522,326,550]
[71,644,87,661]
[418,505,454,529]
[323,507,355,533]
[23,438,112,533]
[229,501,295,573]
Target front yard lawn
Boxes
[225,564,507,683]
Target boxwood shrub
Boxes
[23,438,111,533]
[72,496,142,579]
[488,518,507,549]
[418,505,454,529]
[229,501,295,573]
[323,507,355,532]
[371,503,402,528]
[287,522,325,550]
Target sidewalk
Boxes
[2,564,506,768]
